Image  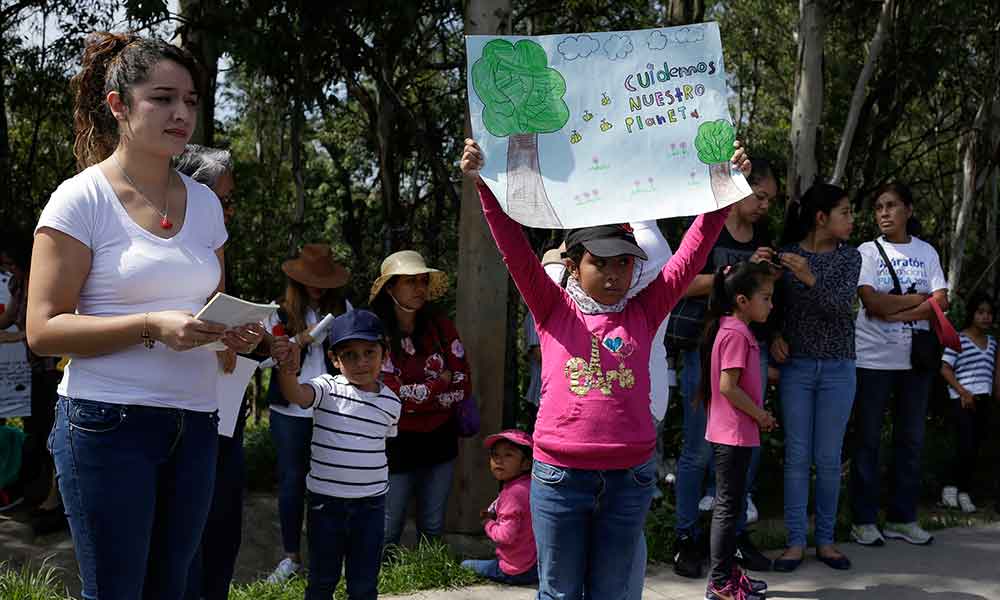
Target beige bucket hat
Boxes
[368,250,449,303]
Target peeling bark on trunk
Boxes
[506,133,561,228]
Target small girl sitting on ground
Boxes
[700,262,778,600]
[462,429,538,586]
[940,293,997,513]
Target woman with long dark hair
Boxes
[769,183,860,571]
[265,244,351,584]
[27,33,263,599]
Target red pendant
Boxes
[160,217,173,229]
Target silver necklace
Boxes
[112,154,173,229]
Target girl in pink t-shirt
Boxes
[699,261,777,600]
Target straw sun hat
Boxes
[368,250,449,303]
[282,244,351,289]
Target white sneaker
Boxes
[745,496,759,524]
[883,521,934,545]
[850,524,885,546]
[267,557,300,584]
[941,486,959,509]
[958,492,977,513]
[698,495,715,512]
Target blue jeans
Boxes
[270,410,313,554]
[531,457,656,600]
[625,532,647,600]
[675,349,756,538]
[779,358,855,547]
[50,397,218,600]
[850,368,932,525]
[461,559,539,586]
[306,492,386,600]
[384,459,455,546]
[185,402,248,600]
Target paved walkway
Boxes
[385,523,1000,599]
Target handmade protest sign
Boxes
[466,22,751,229]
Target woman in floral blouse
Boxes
[369,250,471,546]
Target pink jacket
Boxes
[479,182,728,469]
[484,474,536,575]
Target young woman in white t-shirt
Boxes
[849,183,949,548]
[264,244,352,584]
[25,33,263,600]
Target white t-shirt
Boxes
[855,236,947,370]
[35,166,227,411]
[306,373,400,498]
[265,301,353,419]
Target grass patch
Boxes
[0,559,70,600]
[229,539,481,599]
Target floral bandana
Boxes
[562,260,644,315]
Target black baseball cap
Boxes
[328,310,385,348]
[563,224,648,260]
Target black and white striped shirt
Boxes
[305,374,401,498]
[942,334,997,399]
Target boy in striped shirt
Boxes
[273,310,401,600]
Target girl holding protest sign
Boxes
[460,137,750,599]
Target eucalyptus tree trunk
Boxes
[450,0,512,534]
[178,0,219,146]
[830,0,892,187]
[947,102,988,298]
[787,0,825,205]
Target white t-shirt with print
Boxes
[855,236,947,370]
[35,166,227,411]
[265,301,353,419]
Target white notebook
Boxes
[195,292,279,351]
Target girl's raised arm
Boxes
[462,139,563,325]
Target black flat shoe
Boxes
[772,556,802,572]
[817,552,851,570]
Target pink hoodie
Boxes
[484,473,536,575]
[479,182,728,469]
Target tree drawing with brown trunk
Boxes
[472,39,570,228]
[695,119,741,207]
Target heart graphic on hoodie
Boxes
[602,336,624,353]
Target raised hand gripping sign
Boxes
[466,22,751,229]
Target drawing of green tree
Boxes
[695,119,742,207]
[472,39,569,228]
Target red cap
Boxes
[483,429,533,451]
[928,297,961,352]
